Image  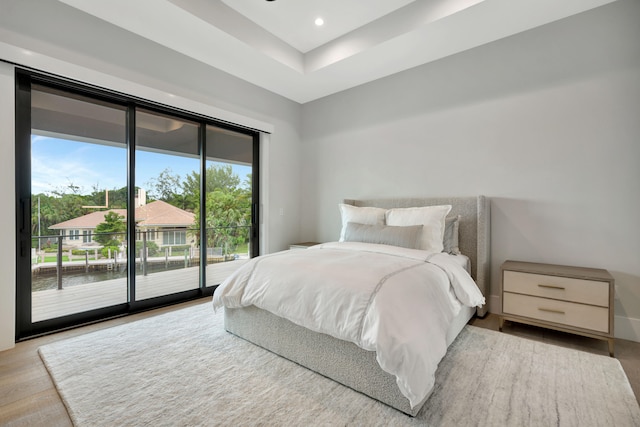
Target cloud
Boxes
[31,138,126,195]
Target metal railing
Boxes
[32,226,251,290]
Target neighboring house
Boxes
[49,200,195,249]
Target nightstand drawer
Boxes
[503,271,609,307]
[503,292,609,333]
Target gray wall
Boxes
[301,1,640,334]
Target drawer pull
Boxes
[538,284,565,290]
[538,307,565,315]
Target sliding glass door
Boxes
[135,109,201,301]
[26,84,129,323]
[204,124,256,287]
[15,70,260,339]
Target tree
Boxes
[184,164,241,195]
[146,168,182,203]
[206,164,241,192]
[108,186,129,209]
[192,187,251,253]
[180,164,245,214]
[32,182,89,241]
[94,211,126,246]
[243,173,252,191]
[182,171,200,211]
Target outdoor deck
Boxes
[32,260,247,322]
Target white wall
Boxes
[0,62,16,351]
[0,0,303,350]
[301,1,640,340]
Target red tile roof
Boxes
[49,201,195,229]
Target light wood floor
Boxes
[1,305,638,426]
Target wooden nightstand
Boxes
[289,242,320,250]
[499,260,615,356]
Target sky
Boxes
[31,136,252,196]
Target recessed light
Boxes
[315,17,324,26]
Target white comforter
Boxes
[212,242,485,408]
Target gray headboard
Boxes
[343,196,491,317]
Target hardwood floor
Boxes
[1,306,638,426]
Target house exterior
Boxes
[49,200,196,249]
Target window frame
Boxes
[15,68,260,340]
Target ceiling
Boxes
[57,0,616,104]
[219,0,416,53]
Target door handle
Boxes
[20,197,31,233]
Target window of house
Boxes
[162,229,187,246]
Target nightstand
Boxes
[499,260,615,356]
[289,242,320,250]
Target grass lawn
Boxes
[40,255,97,263]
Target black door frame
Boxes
[15,69,260,340]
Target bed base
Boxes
[225,305,427,416]
[224,304,475,416]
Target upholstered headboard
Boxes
[343,196,491,317]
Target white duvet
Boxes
[212,242,485,409]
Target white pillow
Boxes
[385,205,452,252]
[338,204,386,241]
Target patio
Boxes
[32,259,247,322]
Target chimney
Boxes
[135,188,147,208]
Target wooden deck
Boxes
[32,260,247,322]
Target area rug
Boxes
[39,302,640,427]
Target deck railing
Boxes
[31,226,251,291]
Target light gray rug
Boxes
[39,302,640,426]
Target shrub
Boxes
[101,246,120,258]
[135,240,160,257]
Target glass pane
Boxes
[205,125,253,287]
[135,109,200,300]
[30,85,127,322]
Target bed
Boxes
[213,196,491,416]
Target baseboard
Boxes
[488,295,501,315]
[487,295,640,343]
[615,315,640,343]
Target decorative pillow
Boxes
[344,222,423,249]
[443,215,461,254]
[385,205,452,252]
[338,204,386,241]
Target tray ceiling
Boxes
[58,0,617,103]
